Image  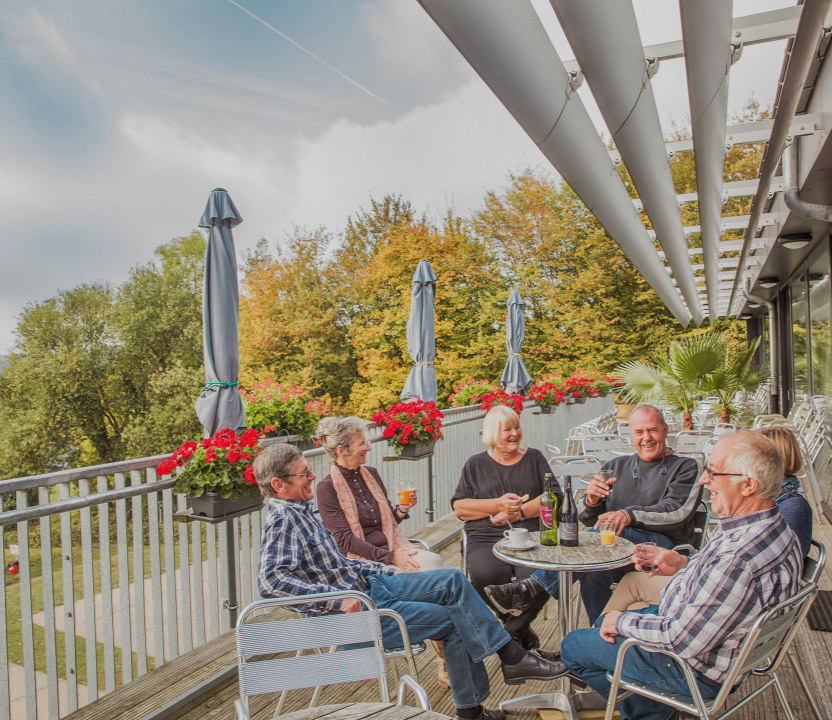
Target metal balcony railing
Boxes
[0,398,612,720]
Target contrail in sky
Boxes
[225,0,386,104]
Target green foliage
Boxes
[240,380,331,439]
[0,235,205,479]
[617,332,765,426]
[1,101,770,478]
[447,379,499,407]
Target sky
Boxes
[0,0,790,354]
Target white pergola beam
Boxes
[561,6,801,73]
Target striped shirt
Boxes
[257,497,396,613]
[616,505,802,684]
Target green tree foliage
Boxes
[0,235,205,477]
[115,234,205,457]
[0,282,129,476]
[471,170,682,373]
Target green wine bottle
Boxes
[539,472,558,545]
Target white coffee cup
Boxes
[503,527,531,548]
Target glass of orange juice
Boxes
[397,482,415,506]
[599,518,616,546]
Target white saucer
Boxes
[503,540,537,551]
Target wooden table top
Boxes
[275,702,454,720]
[493,529,634,573]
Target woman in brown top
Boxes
[315,415,443,570]
[316,415,446,686]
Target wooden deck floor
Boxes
[162,518,832,720]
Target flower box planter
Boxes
[189,491,263,520]
[260,434,315,451]
[538,405,557,415]
[398,441,435,460]
[565,396,575,405]
[574,396,586,404]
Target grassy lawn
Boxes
[5,542,166,686]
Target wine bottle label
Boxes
[559,522,577,542]
[540,506,554,528]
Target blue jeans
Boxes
[532,527,674,623]
[560,607,718,720]
[367,568,511,709]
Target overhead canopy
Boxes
[417,0,832,322]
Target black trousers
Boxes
[464,536,548,641]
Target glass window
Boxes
[809,273,830,396]
[791,277,809,401]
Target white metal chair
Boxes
[672,430,714,454]
[545,443,562,459]
[235,591,430,720]
[602,582,819,720]
[548,455,603,490]
[581,434,630,461]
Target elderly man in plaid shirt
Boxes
[253,443,565,720]
[551,430,803,720]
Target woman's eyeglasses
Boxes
[346,440,371,449]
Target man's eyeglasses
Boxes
[703,465,744,480]
[286,468,314,479]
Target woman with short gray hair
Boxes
[451,405,557,651]
[315,416,442,571]
[315,415,447,686]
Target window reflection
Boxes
[791,279,808,399]
[810,272,831,397]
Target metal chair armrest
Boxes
[605,637,711,719]
[378,608,419,678]
[397,674,431,709]
[408,538,430,551]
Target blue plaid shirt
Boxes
[616,505,802,684]
[257,497,396,613]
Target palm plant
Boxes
[701,337,764,423]
[616,334,726,429]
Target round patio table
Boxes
[493,529,634,718]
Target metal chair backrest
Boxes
[235,591,416,717]
[672,498,710,555]
[581,434,628,453]
[674,450,705,474]
[673,430,714,454]
[548,456,603,488]
[733,583,818,682]
[802,539,826,586]
[605,580,819,720]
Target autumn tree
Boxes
[239,227,357,404]
[471,170,682,373]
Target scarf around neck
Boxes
[328,463,411,560]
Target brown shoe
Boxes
[532,648,560,662]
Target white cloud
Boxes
[1,6,102,95]
[290,81,544,231]
[362,0,472,98]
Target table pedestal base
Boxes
[500,689,607,719]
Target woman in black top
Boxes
[452,405,560,649]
